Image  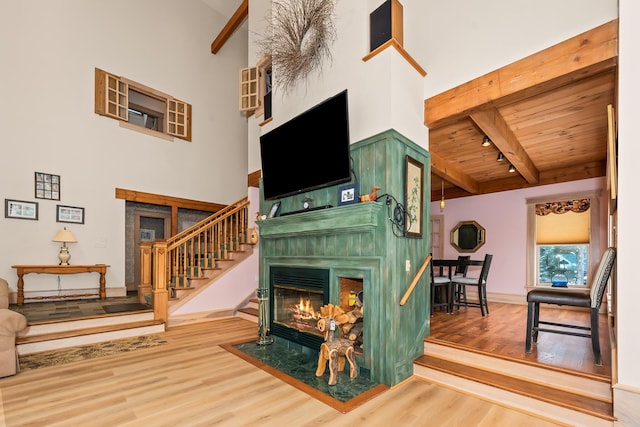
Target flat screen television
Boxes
[260,90,351,201]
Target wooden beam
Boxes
[471,108,540,184]
[115,188,225,213]
[424,19,618,128]
[248,170,261,188]
[210,0,248,54]
[431,160,605,201]
[430,152,480,194]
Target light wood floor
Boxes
[0,317,565,427]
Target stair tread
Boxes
[17,319,164,344]
[415,354,614,420]
[238,307,258,316]
[425,337,610,383]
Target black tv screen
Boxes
[260,90,351,200]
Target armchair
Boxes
[0,278,28,377]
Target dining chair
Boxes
[452,254,493,317]
[429,258,451,315]
[525,247,616,366]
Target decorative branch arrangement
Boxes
[259,0,336,93]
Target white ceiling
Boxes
[201,0,244,19]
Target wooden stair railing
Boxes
[140,196,250,322]
[400,255,432,306]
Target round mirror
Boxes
[450,220,485,253]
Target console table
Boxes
[12,264,110,306]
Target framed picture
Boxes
[267,201,281,218]
[56,205,85,224]
[35,172,61,200]
[5,199,38,220]
[338,183,359,206]
[607,104,617,213]
[405,155,424,238]
[140,228,155,241]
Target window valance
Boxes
[535,199,590,216]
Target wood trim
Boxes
[115,188,225,213]
[248,170,261,188]
[259,117,273,126]
[430,151,480,194]
[210,0,248,54]
[424,19,618,128]
[363,39,427,77]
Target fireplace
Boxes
[258,128,431,386]
[269,266,329,350]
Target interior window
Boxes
[94,68,191,141]
[526,191,601,289]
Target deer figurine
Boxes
[315,304,358,386]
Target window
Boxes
[239,53,272,121]
[94,68,192,142]
[526,191,601,289]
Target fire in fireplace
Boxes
[269,266,329,350]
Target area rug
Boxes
[222,339,389,413]
[102,303,151,313]
[19,334,167,371]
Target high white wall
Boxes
[0,0,248,292]
[419,0,617,97]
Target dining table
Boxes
[432,258,485,313]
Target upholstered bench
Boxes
[0,278,28,377]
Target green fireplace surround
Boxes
[258,129,431,386]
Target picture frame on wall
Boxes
[140,228,155,242]
[56,205,84,224]
[5,199,38,220]
[338,183,359,206]
[35,172,61,200]
[404,155,424,238]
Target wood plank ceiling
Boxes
[426,19,618,202]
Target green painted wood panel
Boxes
[258,129,431,386]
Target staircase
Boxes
[234,293,258,323]
[413,337,614,427]
[17,197,254,354]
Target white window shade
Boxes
[536,210,590,244]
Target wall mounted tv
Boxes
[260,90,351,201]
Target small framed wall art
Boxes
[338,183,359,206]
[35,172,60,200]
[5,199,39,220]
[56,205,84,224]
[405,155,424,238]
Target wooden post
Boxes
[139,242,152,304]
[152,241,169,324]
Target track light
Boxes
[508,164,516,173]
[496,152,505,162]
[481,136,492,147]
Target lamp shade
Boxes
[52,228,77,243]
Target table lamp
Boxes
[52,227,77,265]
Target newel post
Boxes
[139,241,152,304]
[152,240,169,324]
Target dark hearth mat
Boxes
[102,303,151,313]
[222,339,388,413]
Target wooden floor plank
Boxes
[429,302,611,378]
[0,317,563,427]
